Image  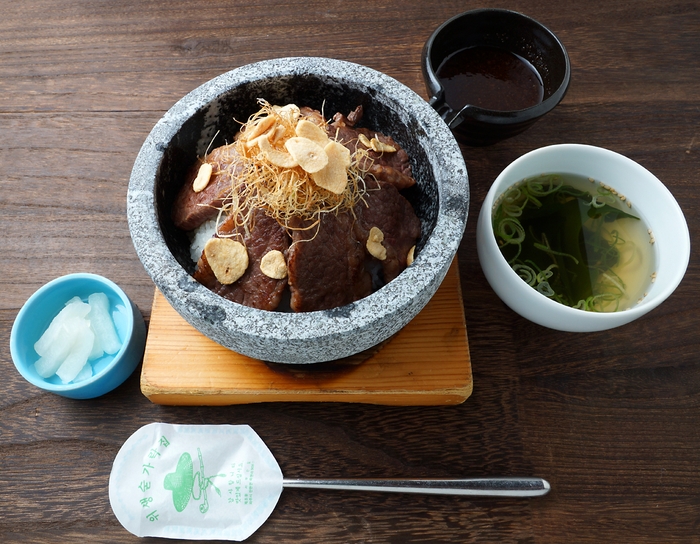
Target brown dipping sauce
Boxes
[436,46,544,112]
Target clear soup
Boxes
[492,173,656,312]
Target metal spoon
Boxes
[283,477,550,497]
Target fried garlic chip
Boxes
[295,119,330,147]
[192,162,213,193]
[284,137,328,173]
[272,103,301,124]
[407,245,416,266]
[204,238,249,285]
[260,250,288,279]
[358,132,396,153]
[370,139,397,153]
[358,133,372,148]
[244,115,277,142]
[366,226,387,260]
[257,135,298,168]
[311,141,351,195]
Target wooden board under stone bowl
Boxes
[140,260,472,406]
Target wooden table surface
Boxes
[2,1,699,542]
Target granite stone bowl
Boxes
[127,57,469,364]
[476,144,690,332]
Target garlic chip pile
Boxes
[241,103,353,195]
[202,102,377,286]
[225,101,368,233]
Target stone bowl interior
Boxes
[128,57,469,364]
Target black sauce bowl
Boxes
[422,8,571,146]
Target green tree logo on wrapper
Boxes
[164,449,225,513]
[109,423,284,541]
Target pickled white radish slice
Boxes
[34,297,90,356]
[88,292,121,355]
[34,316,87,378]
[56,325,94,383]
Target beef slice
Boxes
[287,212,372,312]
[193,208,290,311]
[354,178,421,283]
[172,144,243,231]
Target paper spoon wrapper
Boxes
[109,423,283,541]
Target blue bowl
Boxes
[10,273,146,399]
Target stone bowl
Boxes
[127,57,469,364]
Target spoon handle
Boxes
[282,477,550,497]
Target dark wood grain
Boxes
[1,0,699,542]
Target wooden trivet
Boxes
[140,260,472,406]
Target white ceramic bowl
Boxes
[476,144,690,332]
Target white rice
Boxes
[189,218,218,262]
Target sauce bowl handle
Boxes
[428,93,464,130]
